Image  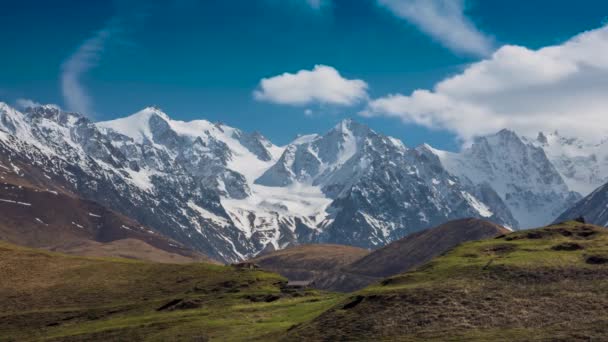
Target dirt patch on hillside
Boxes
[552,242,584,251]
[481,244,516,255]
[586,255,608,265]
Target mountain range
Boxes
[0,102,605,262]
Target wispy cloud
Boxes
[61,21,119,116]
[377,0,493,57]
[15,98,41,109]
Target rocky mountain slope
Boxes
[427,130,581,228]
[527,131,608,195]
[555,181,608,227]
[0,101,596,261]
[0,180,210,263]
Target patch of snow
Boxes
[0,198,32,206]
[292,134,320,145]
[71,222,84,229]
[336,121,357,166]
[187,200,230,227]
[461,191,493,218]
[360,211,395,238]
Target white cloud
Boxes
[361,26,608,143]
[377,0,493,57]
[254,65,368,106]
[15,98,41,109]
[61,22,117,115]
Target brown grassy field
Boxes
[0,241,338,341]
[249,243,369,281]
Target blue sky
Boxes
[2,0,608,150]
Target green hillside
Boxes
[285,221,608,341]
[0,242,339,341]
[4,221,608,341]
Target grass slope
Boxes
[249,244,369,282]
[313,218,508,292]
[286,221,608,341]
[6,221,607,341]
[0,242,339,341]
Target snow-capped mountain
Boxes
[526,131,608,196]
[0,102,590,261]
[427,130,581,228]
[555,181,608,227]
[257,120,518,247]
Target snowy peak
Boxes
[97,107,280,165]
[255,119,401,190]
[431,129,577,228]
[232,129,275,162]
[0,102,28,135]
[331,118,369,137]
[526,131,608,195]
[96,106,172,144]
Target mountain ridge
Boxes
[555,181,608,227]
[0,101,597,261]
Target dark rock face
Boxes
[556,182,608,227]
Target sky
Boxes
[2,0,608,150]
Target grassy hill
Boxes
[313,218,509,292]
[5,221,608,341]
[249,244,369,283]
[0,242,339,341]
[346,218,510,278]
[285,221,608,341]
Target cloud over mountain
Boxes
[362,25,608,143]
[254,65,368,106]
